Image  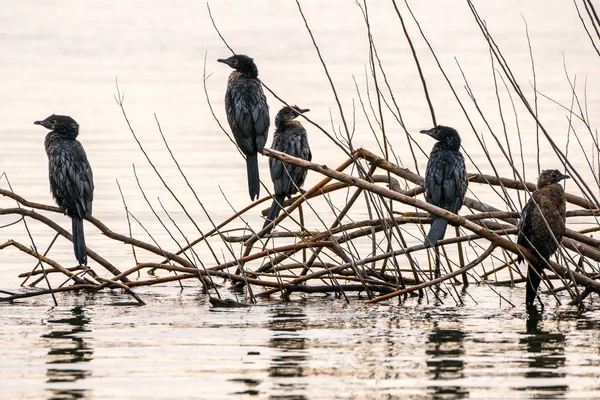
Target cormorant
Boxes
[34,115,94,265]
[218,54,270,201]
[517,169,569,307]
[421,125,467,247]
[263,106,312,230]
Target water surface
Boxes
[1,0,599,398]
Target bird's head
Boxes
[420,125,459,141]
[34,114,79,139]
[537,169,570,188]
[420,125,461,150]
[275,105,309,129]
[217,54,259,78]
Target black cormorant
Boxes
[421,125,467,247]
[34,114,94,265]
[263,106,311,230]
[218,54,270,201]
[517,169,569,307]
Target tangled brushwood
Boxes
[2,0,600,307]
[2,144,600,307]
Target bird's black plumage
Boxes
[421,125,467,247]
[517,169,569,307]
[35,115,93,265]
[218,54,270,201]
[263,106,312,230]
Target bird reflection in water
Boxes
[43,306,93,400]
[426,322,469,399]
[518,308,568,396]
[268,306,309,399]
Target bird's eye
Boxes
[231,59,238,65]
[50,119,57,124]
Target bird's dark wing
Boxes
[425,152,443,207]
[517,193,537,262]
[425,150,466,213]
[225,75,270,154]
[270,129,310,197]
[49,141,94,219]
[446,152,467,213]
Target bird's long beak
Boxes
[560,173,571,181]
[34,120,43,125]
[420,128,433,135]
[217,58,227,64]
[297,108,310,114]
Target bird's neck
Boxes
[275,120,303,132]
[538,182,565,196]
[45,130,77,148]
[240,65,259,79]
[433,137,460,152]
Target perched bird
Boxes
[263,106,312,230]
[218,54,270,201]
[517,169,569,307]
[34,115,94,265]
[421,125,467,247]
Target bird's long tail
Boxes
[525,263,542,307]
[263,194,286,230]
[72,217,87,265]
[246,153,260,201]
[424,218,448,248]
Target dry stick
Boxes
[298,164,377,276]
[0,203,125,280]
[468,1,600,208]
[561,63,600,191]
[585,0,600,38]
[248,157,354,251]
[456,60,520,212]
[573,0,600,56]
[367,28,427,173]
[488,45,523,211]
[157,198,220,295]
[399,2,530,216]
[3,176,57,305]
[17,264,84,278]
[349,153,595,210]
[0,284,102,302]
[116,180,139,268]
[455,226,468,286]
[114,84,221,266]
[353,73,385,160]
[392,0,436,126]
[20,232,60,287]
[206,4,234,55]
[1,240,87,285]
[468,4,596,304]
[522,15,541,176]
[209,241,335,272]
[359,0,389,161]
[85,269,145,305]
[153,113,222,265]
[295,0,351,144]
[258,230,500,297]
[262,148,600,294]
[131,165,187,289]
[367,245,498,304]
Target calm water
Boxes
[1,0,600,398]
[1,287,600,400]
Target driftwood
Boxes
[2,147,599,307]
[2,1,599,308]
